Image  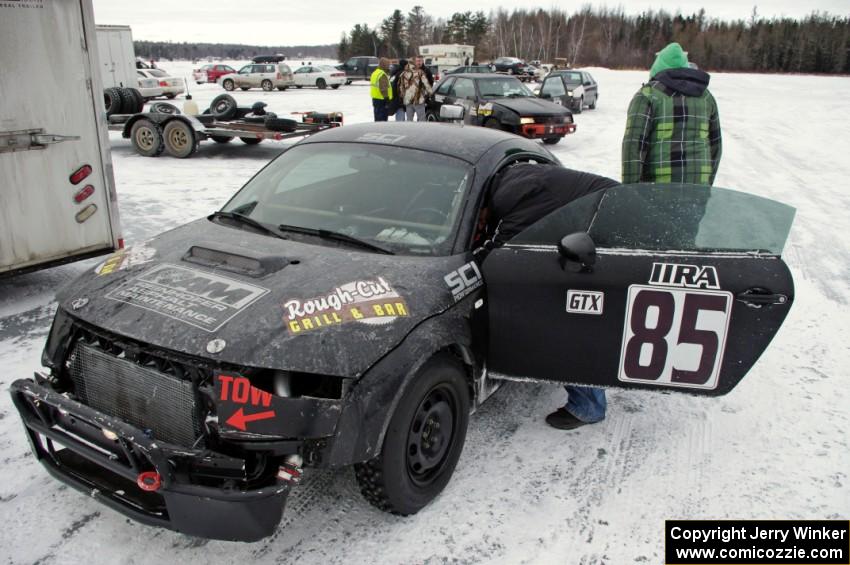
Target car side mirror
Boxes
[558,232,596,272]
[440,104,465,121]
[540,92,550,99]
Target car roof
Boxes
[297,122,541,164]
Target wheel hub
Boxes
[406,387,455,484]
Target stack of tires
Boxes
[205,95,299,145]
[103,87,145,117]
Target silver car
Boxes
[219,63,295,92]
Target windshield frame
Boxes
[218,141,477,256]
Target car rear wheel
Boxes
[240,137,262,145]
[162,120,197,158]
[354,354,469,515]
[295,85,302,89]
[210,136,233,143]
[574,96,584,114]
[276,86,287,91]
[261,79,273,91]
[316,78,327,89]
[588,96,597,110]
[222,79,235,91]
[130,119,164,157]
[331,84,340,89]
[542,137,561,145]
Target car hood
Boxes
[491,97,571,117]
[57,218,467,377]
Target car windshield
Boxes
[320,65,336,71]
[476,77,535,98]
[220,143,473,255]
[561,71,584,84]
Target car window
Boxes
[221,143,473,256]
[540,77,566,98]
[238,65,251,74]
[148,69,167,77]
[512,184,795,255]
[224,65,235,72]
[279,64,292,73]
[561,71,583,84]
[295,67,308,74]
[476,77,534,98]
[137,71,146,78]
[435,78,454,96]
[449,78,475,99]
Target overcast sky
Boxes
[92,0,849,46]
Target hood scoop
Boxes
[182,245,294,278]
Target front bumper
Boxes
[520,122,577,138]
[10,378,289,542]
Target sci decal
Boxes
[283,277,409,334]
[444,261,483,302]
[105,263,269,332]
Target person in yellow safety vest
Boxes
[370,58,393,122]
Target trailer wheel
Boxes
[316,78,327,89]
[126,88,145,113]
[163,120,197,158]
[240,137,262,145]
[150,102,180,115]
[130,119,165,157]
[210,94,237,120]
[222,79,235,91]
[104,87,122,117]
[261,79,274,91]
[210,136,233,144]
[354,354,469,515]
[264,117,298,132]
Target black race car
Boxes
[426,73,576,144]
[10,123,796,542]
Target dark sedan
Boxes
[10,122,796,542]
[539,69,599,113]
[427,73,576,144]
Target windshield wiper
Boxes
[210,210,288,240]
[278,223,395,255]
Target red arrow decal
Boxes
[225,407,276,431]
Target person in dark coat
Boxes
[388,59,408,121]
[478,163,620,430]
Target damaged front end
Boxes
[10,311,348,541]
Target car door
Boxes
[235,65,251,87]
[448,77,477,120]
[482,183,796,396]
[582,72,598,103]
[539,75,567,106]
[293,66,309,86]
[431,77,455,110]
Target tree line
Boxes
[338,5,850,74]
[134,41,337,62]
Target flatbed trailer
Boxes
[107,111,343,158]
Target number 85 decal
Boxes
[618,285,732,390]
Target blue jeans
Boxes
[372,99,388,122]
[394,107,406,121]
[564,386,606,423]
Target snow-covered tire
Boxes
[162,120,197,158]
[354,354,469,515]
[150,101,180,115]
[210,94,237,120]
[104,87,122,117]
[130,119,164,157]
[125,88,145,114]
[264,117,298,132]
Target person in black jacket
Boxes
[388,59,408,121]
[477,163,620,430]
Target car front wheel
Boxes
[261,79,273,91]
[222,79,235,91]
[354,354,470,515]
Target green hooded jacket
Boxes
[622,43,722,185]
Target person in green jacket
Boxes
[622,42,722,185]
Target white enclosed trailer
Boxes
[95,24,137,89]
[0,0,123,277]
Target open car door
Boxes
[482,183,795,396]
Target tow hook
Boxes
[277,454,303,484]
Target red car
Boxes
[192,63,236,84]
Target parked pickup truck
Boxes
[336,56,379,84]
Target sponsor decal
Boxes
[649,262,720,290]
[444,261,483,302]
[216,374,277,431]
[94,242,156,276]
[478,102,493,116]
[566,290,604,315]
[283,277,409,334]
[618,285,732,390]
[355,133,407,144]
[105,263,269,332]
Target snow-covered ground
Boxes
[1,61,848,564]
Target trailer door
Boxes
[1,0,120,276]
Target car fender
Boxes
[323,299,479,467]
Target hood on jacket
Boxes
[649,42,689,78]
[654,67,711,97]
